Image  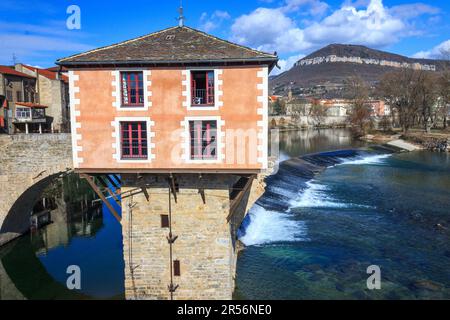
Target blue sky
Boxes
[0,0,449,74]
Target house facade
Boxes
[0,66,48,134]
[58,26,277,173]
[15,64,70,132]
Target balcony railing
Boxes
[192,89,214,106]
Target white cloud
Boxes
[230,0,440,61]
[304,0,405,48]
[413,40,450,59]
[230,8,311,54]
[199,10,231,32]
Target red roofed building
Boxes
[15,64,70,132]
[0,65,49,134]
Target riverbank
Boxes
[361,129,450,152]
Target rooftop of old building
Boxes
[21,65,68,83]
[57,26,278,68]
[0,65,35,79]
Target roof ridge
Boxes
[182,26,277,58]
[58,25,180,62]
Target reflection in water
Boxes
[274,129,367,158]
[0,174,124,300]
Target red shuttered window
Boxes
[191,71,214,106]
[189,120,217,160]
[121,72,144,106]
[120,122,148,159]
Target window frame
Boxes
[184,68,222,111]
[120,121,148,160]
[188,119,218,161]
[120,71,145,107]
[15,107,31,120]
[112,117,155,163]
[182,116,223,164]
[113,69,150,111]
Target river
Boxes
[0,129,449,299]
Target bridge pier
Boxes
[121,173,263,300]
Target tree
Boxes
[437,69,450,129]
[309,100,327,126]
[345,76,373,136]
[378,70,424,133]
[437,48,450,129]
[289,101,310,122]
[270,99,286,115]
[417,72,439,133]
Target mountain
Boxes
[270,44,448,98]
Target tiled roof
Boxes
[22,65,69,83]
[57,26,278,66]
[0,66,35,78]
[46,66,68,72]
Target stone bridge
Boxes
[0,134,72,246]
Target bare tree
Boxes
[378,70,424,133]
[417,72,439,133]
[437,47,450,128]
[346,76,373,136]
[309,100,327,126]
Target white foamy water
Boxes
[290,181,349,208]
[239,204,308,246]
[239,152,387,246]
[337,154,391,166]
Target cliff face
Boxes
[271,44,448,97]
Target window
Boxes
[191,71,214,106]
[189,120,217,160]
[173,260,181,276]
[32,108,45,119]
[160,215,169,228]
[16,107,31,119]
[16,91,22,102]
[121,72,144,106]
[120,121,148,159]
[6,90,12,101]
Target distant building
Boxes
[366,100,390,117]
[15,64,70,132]
[0,64,70,134]
[0,65,47,134]
[317,99,351,117]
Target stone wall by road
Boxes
[0,134,72,246]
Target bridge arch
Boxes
[0,134,72,246]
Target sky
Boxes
[0,0,449,74]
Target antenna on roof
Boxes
[12,53,17,65]
[177,0,185,27]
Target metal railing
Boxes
[192,89,214,106]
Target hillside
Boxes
[270,44,448,97]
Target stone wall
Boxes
[0,134,72,246]
[121,173,264,300]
